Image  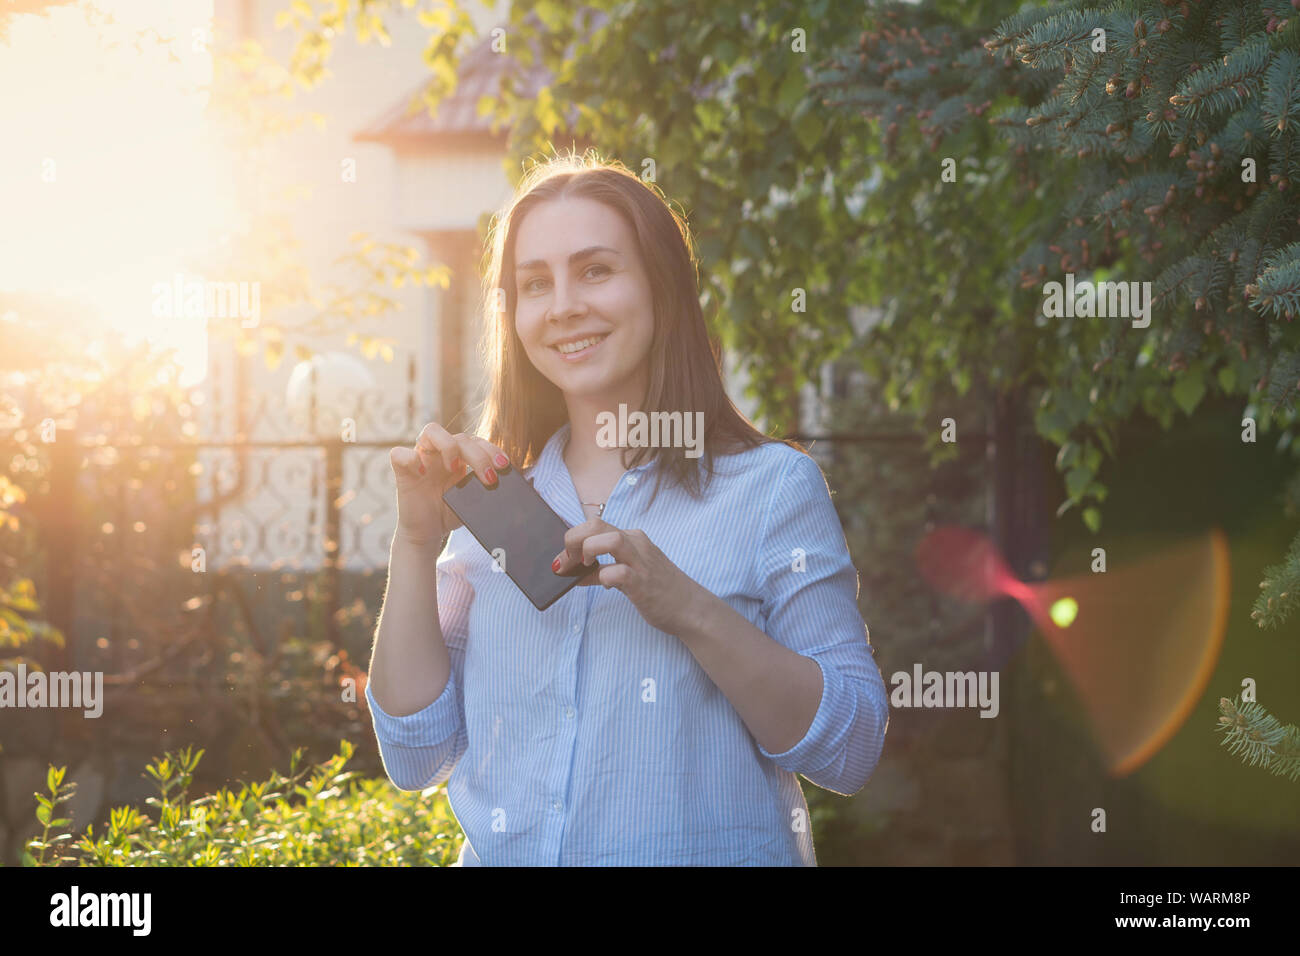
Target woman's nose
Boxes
[548,278,586,319]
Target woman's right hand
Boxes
[389,422,511,545]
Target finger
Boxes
[597,564,629,590]
[416,422,461,474]
[467,435,511,473]
[556,518,612,571]
[553,528,629,572]
[579,530,627,567]
[557,522,590,571]
[390,445,426,480]
[454,434,498,488]
[572,563,606,587]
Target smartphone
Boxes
[441,463,585,611]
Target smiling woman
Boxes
[478,154,769,500]
[367,150,890,866]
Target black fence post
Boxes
[987,384,1055,864]
[987,385,1052,664]
[324,438,342,653]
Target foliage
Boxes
[984,0,1300,625]
[1217,694,1300,781]
[22,740,463,866]
[0,578,65,757]
[981,0,1300,777]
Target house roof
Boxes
[354,9,607,147]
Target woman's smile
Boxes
[553,331,611,361]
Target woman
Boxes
[367,152,889,866]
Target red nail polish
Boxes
[552,557,562,572]
[494,453,508,467]
[485,467,497,484]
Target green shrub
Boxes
[21,740,463,866]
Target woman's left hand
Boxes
[552,516,706,635]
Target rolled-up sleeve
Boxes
[753,449,889,796]
[365,527,473,791]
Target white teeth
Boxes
[556,334,607,354]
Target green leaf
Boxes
[1172,366,1206,415]
[794,111,822,152]
[36,804,50,825]
[777,66,805,111]
[1065,465,1093,499]
[698,235,724,264]
[1083,507,1102,532]
[1218,365,1237,393]
[1082,443,1101,473]
[738,225,767,261]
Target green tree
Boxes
[978,0,1300,779]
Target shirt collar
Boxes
[530,420,658,501]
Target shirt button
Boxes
[564,706,575,719]
[572,623,580,633]
[552,800,562,812]
[626,474,638,485]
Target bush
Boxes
[20,740,463,866]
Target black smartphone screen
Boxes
[441,464,584,611]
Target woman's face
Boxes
[512,196,655,405]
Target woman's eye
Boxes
[521,265,606,293]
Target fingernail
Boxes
[419,463,426,475]
[485,467,497,483]
[494,453,508,467]
[451,457,462,470]
[551,556,562,573]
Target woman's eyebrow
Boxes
[515,245,622,271]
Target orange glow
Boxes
[0,1,227,386]
[916,525,1232,776]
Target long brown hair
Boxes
[474,149,799,505]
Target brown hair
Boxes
[473,149,799,505]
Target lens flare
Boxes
[1049,597,1079,628]
[915,525,1230,776]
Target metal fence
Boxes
[6,352,438,678]
[7,349,1049,702]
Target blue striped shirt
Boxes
[365,421,889,865]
